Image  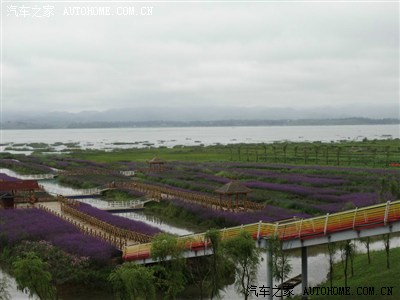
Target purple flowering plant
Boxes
[0,208,119,262]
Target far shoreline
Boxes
[2,117,399,130]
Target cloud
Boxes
[2,2,399,114]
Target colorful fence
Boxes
[123,200,400,261]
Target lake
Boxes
[1,125,398,152]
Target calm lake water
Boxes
[1,125,399,152]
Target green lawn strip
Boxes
[101,190,137,201]
[295,247,400,300]
[70,147,231,163]
[68,139,400,167]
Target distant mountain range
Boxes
[2,118,399,130]
[2,105,399,129]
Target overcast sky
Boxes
[2,1,399,115]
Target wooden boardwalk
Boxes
[41,185,112,197]
[99,199,155,211]
[38,201,140,249]
[115,181,265,211]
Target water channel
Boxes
[1,168,399,299]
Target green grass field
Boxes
[295,247,400,300]
[69,139,400,168]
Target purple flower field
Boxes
[245,181,341,197]
[75,202,162,236]
[0,208,119,261]
[0,173,19,181]
[229,167,349,186]
[1,158,55,174]
[139,160,400,219]
[168,197,310,225]
[210,162,399,176]
[3,153,397,225]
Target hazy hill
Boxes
[2,104,399,129]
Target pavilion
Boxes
[0,180,41,208]
[214,181,251,210]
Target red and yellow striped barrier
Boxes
[123,200,400,261]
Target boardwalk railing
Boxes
[115,181,265,211]
[14,196,56,203]
[57,196,153,244]
[123,199,400,261]
[23,173,56,180]
[41,185,105,196]
[106,199,149,208]
[37,203,127,250]
[120,170,135,176]
[59,169,135,177]
[98,198,155,210]
[57,169,116,176]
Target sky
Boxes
[2,1,399,116]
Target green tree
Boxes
[303,147,309,164]
[187,257,210,300]
[390,178,400,198]
[360,237,371,264]
[325,145,331,165]
[228,146,233,161]
[379,177,388,202]
[282,143,288,163]
[205,228,227,299]
[372,148,377,167]
[347,147,352,165]
[339,240,355,288]
[271,236,292,298]
[327,242,337,287]
[10,240,89,286]
[336,147,341,165]
[108,262,156,300]
[294,145,299,159]
[272,145,277,162]
[224,231,260,300]
[349,240,356,277]
[151,233,186,263]
[12,252,56,300]
[187,229,232,300]
[314,145,320,164]
[262,144,267,162]
[383,233,391,269]
[385,146,390,166]
[151,233,185,299]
